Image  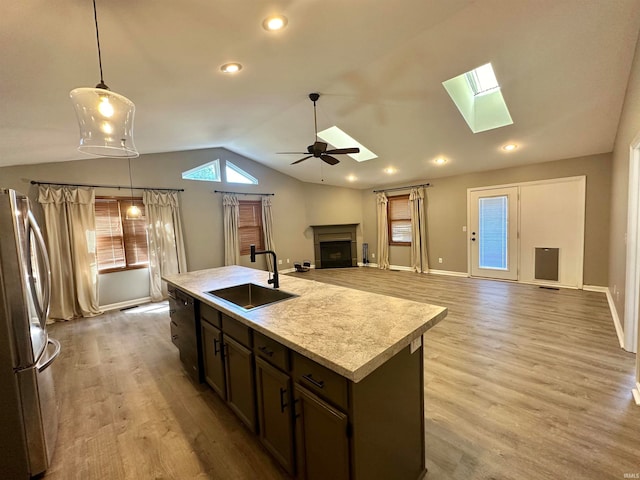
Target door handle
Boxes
[36,337,61,372]
[258,345,274,357]
[471,237,476,242]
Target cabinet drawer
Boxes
[222,314,252,348]
[200,302,221,328]
[292,353,348,411]
[254,331,290,372]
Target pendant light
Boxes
[125,157,142,220]
[69,0,138,158]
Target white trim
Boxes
[389,265,413,272]
[603,287,626,349]
[632,384,640,406]
[466,175,587,193]
[100,296,152,312]
[623,131,640,353]
[363,262,379,268]
[279,267,296,274]
[428,269,470,277]
[583,285,608,293]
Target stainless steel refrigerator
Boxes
[0,189,60,478]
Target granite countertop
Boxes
[163,266,447,383]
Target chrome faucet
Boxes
[250,244,279,289]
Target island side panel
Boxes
[349,341,426,480]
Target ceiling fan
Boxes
[279,93,360,165]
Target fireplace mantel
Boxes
[311,224,358,268]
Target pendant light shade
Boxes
[70,0,138,158]
[70,87,137,157]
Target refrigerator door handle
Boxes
[26,211,52,327]
[36,338,61,373]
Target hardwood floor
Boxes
[44,268,639,479]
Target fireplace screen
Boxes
[319,241,352,268]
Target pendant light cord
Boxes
[313,99,318,140]
[92,0,107,88]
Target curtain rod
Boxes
[372,183,431,194]
[30,180,184,192]
[214,190,275,196]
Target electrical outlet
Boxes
[278,259,282,265]
[462,226,467,232]
[371,253,375,258]
[438,257,443,264]
[286,258,290,263]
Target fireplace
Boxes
[311,224,358,269]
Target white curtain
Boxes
[409,187,429,273]
[37,186,101,320]
[223,194,240,266]
[143,190,187,302]
[376,192,390,270]
[261,196,276,272]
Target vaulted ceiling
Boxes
[2,0,640,188]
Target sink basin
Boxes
[206,283,297,310]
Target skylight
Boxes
[181,159,221,182]
[466,63,500,96]
[442,62,513,134]
[317,126,378,162]
[225,161,258,185]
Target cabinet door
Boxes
[294,384,350,480]
[224,335,257,431]
[201,321,226,399]
[255,357,295,475]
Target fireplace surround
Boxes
[311,224,358,269]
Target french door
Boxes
[469,187,518,280]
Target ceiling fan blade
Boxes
[313,141,328,153]
[325,147,360,155]
[320,155,340,165]
[291,155,313,165]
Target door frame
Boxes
[467,186,519,281]
[467,176,586,288]
[624,131,640,354]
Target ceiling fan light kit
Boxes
[282,93,360,166]
[69,0,138,158]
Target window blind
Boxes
[239,200,264,255]
[388,195,412,245]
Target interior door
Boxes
[469,187,518,280]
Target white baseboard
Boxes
[100,296,152,312]
[429,269,469,278]
[583,285,608,293]
[279,267,296,274]
[389,264,413,272]
[600,287,625,349]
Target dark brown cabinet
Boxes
[171,293,426,480]
[201,320,226,399]
[224,335,257,431]
[294,384,350,480]
[255,356,295,475]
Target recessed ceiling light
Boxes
[220,63,242,74]
[384,167,396,174]
[347,175,357,182]
[434,157,447,165]
[263,15,288,31]
[502,143,518,151]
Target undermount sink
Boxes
[206,283,297,310]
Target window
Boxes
[239,200,264,255]
[95,197,149,273]
[181,160,221,182]
[226,161,258,184]
[388,195,411,245]
[478,195,508,270]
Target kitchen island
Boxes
[163,265,447,480]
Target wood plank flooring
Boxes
[44,268,639,479]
